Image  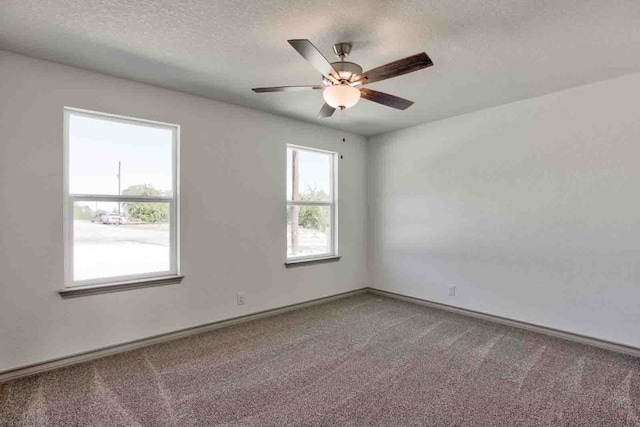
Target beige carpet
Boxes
[1,293,640,426]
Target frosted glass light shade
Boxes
[323,84,361,109]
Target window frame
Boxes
[63,107,180,289]
[286,144,338,263]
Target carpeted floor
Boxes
[1,293,640,426]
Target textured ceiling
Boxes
[1,0,640,136]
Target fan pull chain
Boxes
[340,107,346,143]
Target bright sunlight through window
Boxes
[286,145,337,261]
[64,108,179,287]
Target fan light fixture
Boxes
[323,84,361,110]
[252,40,434,118]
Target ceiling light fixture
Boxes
[322,83,361,110]
[252,39,433,118]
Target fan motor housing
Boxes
[323,61,363,85]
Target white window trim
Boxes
[286,144,338,264]
[62,107,181,292]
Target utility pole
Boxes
[291,150,299,255]
[117,161,121,217]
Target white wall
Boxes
[0,50,368,372]
[3,47,640,373]
[368,72,640,349]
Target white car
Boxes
[101,213,127,225]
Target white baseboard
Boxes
[3,287,638,384]
[368,288,640,359]
[0,288,367,384]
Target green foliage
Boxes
[122,184,170,223]
[74,205,93,220]
[297,185,329,232]
[126,202,169,223]
[298,206,328,231]
[122,184,165,197]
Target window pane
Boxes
[286,147,332,202]
[68,113,173,196]
[287,205,332,258]
[73,201,171,281]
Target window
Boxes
[286,145,337,261]
[64,108,179,289]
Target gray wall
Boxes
[368,72,640,348]
[3,47,640,372]
[0,50,368,372]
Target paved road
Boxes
[75,220,169,246]
[74,220,170,281]
[73,221,331,281]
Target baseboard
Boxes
[0,288,368,384]
[4,287,638,384]
[368,288,640,359]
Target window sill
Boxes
[285,256,341,268]
[58,275,184,299]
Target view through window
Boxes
[286,145,337,260]
[65,109,178,286]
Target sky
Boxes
[286,147,333,201]
[69,113,174,197]
[69,113,332,212]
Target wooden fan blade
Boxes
[360,88,414,110]
[354,52,433,85]
[318,103,336,118]
[288,39,340,81]
[252,85,324,93]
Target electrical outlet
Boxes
[237,292,246,305]
[448,285,456,296]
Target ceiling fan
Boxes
[252,39,433,118]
